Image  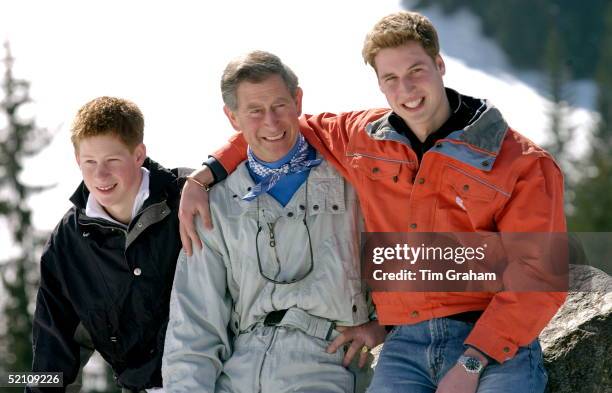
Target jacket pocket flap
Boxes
[444,165,502,202]
[349,154,401,180]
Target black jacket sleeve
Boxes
[28,251,82,392]
[202,156,228,185]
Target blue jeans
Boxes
[367,318,547,393]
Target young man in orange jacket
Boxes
[179,11,566,393]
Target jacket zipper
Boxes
[78,218,127,360]
[346,151,415,165]
[79,218,127,234]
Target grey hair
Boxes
[221,50,299,111]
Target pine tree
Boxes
[0,41,52,377]
[0,43,121,393]
[542,11,575,172]
[568,2,612,231]
[538,6,583,223]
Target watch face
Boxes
[458,355,483,374]
[465,357,481,371]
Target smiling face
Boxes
[375,41,450,140]
[224,74,302,162]
[75,134,146,223]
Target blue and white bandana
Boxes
[242,133,322,201]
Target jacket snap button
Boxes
[463,184,470,191]
[133,267,142,276]
[393,176,399,183]
[247,187,252,191]
[481,161,490,167]
[411,311,419,318]
[372,167,380,173]
[332,205,339,211]
[418,178,425,184]
[435,143,443,149]
[352,305,357,313]
[287,212,294,218]
[299,205,305,210]
[137,223,143,228]
[313,205,319,211]
[503,346,510,353]
[410,223,417,229]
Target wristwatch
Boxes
[457,355,485,374]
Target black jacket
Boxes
[30,158,187,392]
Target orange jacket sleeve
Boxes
[211,132,248,174]
[464,156,568,363]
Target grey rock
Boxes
[540,264,612,393]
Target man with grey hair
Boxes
[162,51,386,393]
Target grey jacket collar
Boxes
[365,99,508,156]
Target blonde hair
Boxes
[71,96,144,151]
[362,11,440,69]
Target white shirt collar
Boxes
[85,167,151,227]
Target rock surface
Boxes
[540,264,612,393]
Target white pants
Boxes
[216,324,357,393]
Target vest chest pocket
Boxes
[444,164,505,202]
[349,153,403,181]
[307,177,347,216]
[439,165,509,231]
